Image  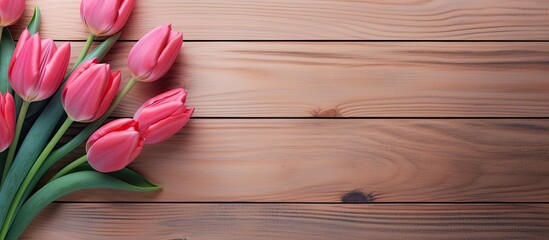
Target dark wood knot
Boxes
[341,191,374,203]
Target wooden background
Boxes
[14,0,549,239]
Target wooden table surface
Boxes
[15,0,549,239]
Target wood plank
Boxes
[12,0,549,40]
[23,204,549,239]
[57,119,549,202]
[64,42,549,118]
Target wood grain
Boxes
[10,0,549,239]
[57,119,549,202]
[11,0,549,40]
[64,42,549,117]
[22,203,549,239]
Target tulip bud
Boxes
[80,0,135,37]
[87,118,144,173]
[8,30,71,102]
[0,92,15,152]
[134,88,194,144]
[0,0,25,27]
[62,59,121,123]
[128,24,182,82]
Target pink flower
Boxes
[80,0,135,37]
[134,88,194,144]
[0,0,25,27]
[87,118,144,173]
[8,30,71,102]
[128,24,182,82]
[62,59,121,122]
[0,92,15,152]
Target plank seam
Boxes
[189,117,549,119]
[55,40,549,43]
[53,201,549,204]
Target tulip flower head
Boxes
[9,30,71,102]
[80,0,135,36]
[62,59,121,123]
[0,92,15,152]
[0,0,25,27]
[128,24,183,82]
[87,118,144,173]
[134,88,194,144]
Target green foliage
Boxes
[0,32,121,232]
[6,170,160,240]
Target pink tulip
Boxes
[62,59,121,122]
[0,0,25,27]
[9,30,71,102]
[0,92,15,152]
[128,24,182,82]
[80,0,135,37]
[87,118,144,172]
[134,88,193,144]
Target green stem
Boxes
[74,33,94,66]
[0,117,73,239]
[2,100,30,185]
[50,155,87,182]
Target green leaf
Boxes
[0,28,14,93]
[27,6,41,34]
[0,32,122,230]
[82,32,121,63]
[62,162,159,188]
[6,170,160,240]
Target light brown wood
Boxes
[64,42,549,117]
[57,119,549,202]
[7,0,549,239]
[22,203,549,239]
[12,0,549,40]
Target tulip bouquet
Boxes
[0,0,193,238]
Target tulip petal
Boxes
[0,92,15,151]
[134,88,186,131]
[88,130,143,172]
[135,101,183,132]
[81,0,119,36]
[35,42,70,101]
[128,25,171,80]
[0,0,25,26]
[136,88,186,112]
[95,70,121,120]
[9,34,41,101]
[39,39,57,76]
[63,64,110,122]
[63,60,120,122]
[147,31,183,82]
[66,58,98,84]
[0,118,11,151]
[143,107,194,144]
[11,29,30,59]
[109,0,135,35]
[86,118,138,151]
